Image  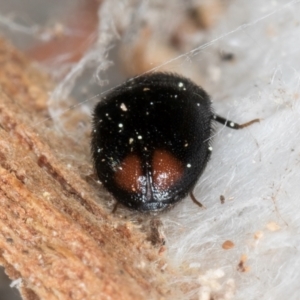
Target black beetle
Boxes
[91,72,258,212]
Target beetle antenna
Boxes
[212,114,260,129]
[189,191,206,209]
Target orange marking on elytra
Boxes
[152,149,183,190]
[115,154,144,192]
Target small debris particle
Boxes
[237,254,250,272]
[266,222,281,232]
[146,219,165,247]
[158,246,166,255]
[254,231,264,240]
[220,195,225,204]
[10,278,22,288]
[222,240,235,250]
[220,52,235,61]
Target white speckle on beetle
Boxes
[93,129,97,133]
[118,123,123,128]
[197,103,200,106]
[174,95,178,98]
[184,143,188,147]
[213,115,217,119]
[150,102,153,105]
[230,122,235,127]
[129,138,134,144]
[178,82,184,88]
[187,163,191,168]
[208,146,213,151]
[97,148,101,153]
[120,103,127,111]
[143,87,150,91]
[105,113,109,116]
[138,135,142,140]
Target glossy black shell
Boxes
[91,73,213,211]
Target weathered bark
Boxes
[0,38,170,300]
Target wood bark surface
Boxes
[0,38,170,300]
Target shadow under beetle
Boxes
[91,72,259,212]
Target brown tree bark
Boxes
[0,38,170,300]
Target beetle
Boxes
[91,72,259,212]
